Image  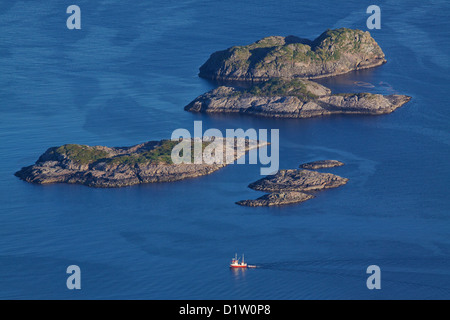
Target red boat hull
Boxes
[230,265,247,268]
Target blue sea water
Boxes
[0,0,449,299]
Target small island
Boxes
[236,191,314,207]
[185,78,411,118]
[248,169,348,192]
[237,164,348,207]
[199,28,386,81]
[300,160,345,169]
[15,138,267,188]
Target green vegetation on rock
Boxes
[55,144,110,165]
[234,78,318,101]
[199,28,386,81]
[108,140,180,165]
[55,140,213,167]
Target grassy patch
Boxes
[106,140,179,165]
[54,140,213,166]
[238,78,318,101]
[222,28,367,70]
[107,140,212,166]
[55,144,110,165]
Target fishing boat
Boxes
[230,253,247,268]
[230,253,258,269]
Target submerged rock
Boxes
[199,28,386,82]
[300,160,345,169]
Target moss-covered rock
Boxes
[53,144,111,165]
[199,28,386,81]
[15,138,268,187]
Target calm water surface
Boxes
[0,0,449,299]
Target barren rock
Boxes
[248,169,348,193]
[300,160,345,169]
[236,191,314,207]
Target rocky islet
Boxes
[237,162,349,207]
[15,138,268,187]
[198,28,387,81]
[300,160,345,169]
[185,78,411,118]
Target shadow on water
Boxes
[198,77,255,89]
[194,66,400,97]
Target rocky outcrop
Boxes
[15,138,267,188]
[248,169,348,192]
[237,166,348,207]
[199,28,386,82]
[236,191,314,207]
[300,160,344,169]
[185,79,411,119]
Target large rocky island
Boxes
[199,28,386,81]
[185,78,411,118]
[15,138,267,188]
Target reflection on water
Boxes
[230,267,248,280]
[313,67,405,96]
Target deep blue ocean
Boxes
[0,0,449,299]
